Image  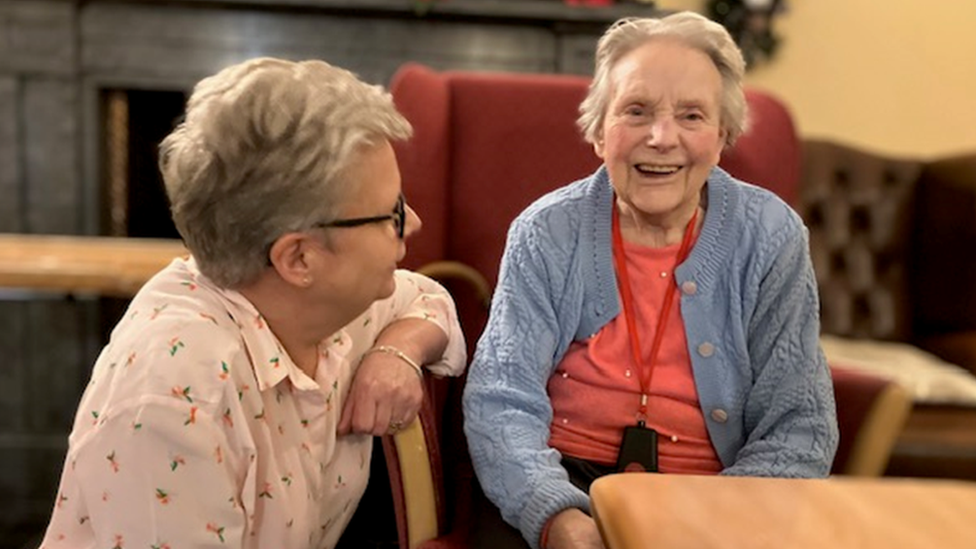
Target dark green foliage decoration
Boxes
[707,0,786,68]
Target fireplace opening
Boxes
[102,88,187,240]
[99,88,186,333]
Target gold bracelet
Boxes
[365,345,424,379]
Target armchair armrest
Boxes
[417,260,492,310]
[830,367,913,476]
[919,330,976,377]
[383,410,442,549]
[380,260,491,549]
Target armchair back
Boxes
[391,63,802,345]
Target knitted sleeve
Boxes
[724,204,839,478]
[462,211,589,549]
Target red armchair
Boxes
[383,63,906,549]
[393,62,800,277]
[829,367,911,475]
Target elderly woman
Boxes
[40,58,465,549]
[462,12,838,549]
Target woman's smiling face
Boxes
[595,38,727,228]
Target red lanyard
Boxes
[611,203,699,425]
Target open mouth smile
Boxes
[635,163,682,176]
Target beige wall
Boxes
[659,0,976,159]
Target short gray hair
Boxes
[159,57,411,288]
[578,11,748,147]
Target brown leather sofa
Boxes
[800,140,976,480]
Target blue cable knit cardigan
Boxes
[462,166,838,549]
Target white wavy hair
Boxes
[578,11,748,147]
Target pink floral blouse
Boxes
[39,257,465,549]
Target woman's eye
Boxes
[624,106,645,117]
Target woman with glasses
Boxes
[40,57,465,549]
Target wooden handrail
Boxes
[0,233,187,298]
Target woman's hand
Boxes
[338,316,447,436]
[546,508,606,549]
[337,349,424,436]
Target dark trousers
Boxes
[469,456,615,549]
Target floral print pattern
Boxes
[40,258,464,549]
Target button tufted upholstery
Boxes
[800,140,976,372]
[800,141,923,342]
[800,141,976,482]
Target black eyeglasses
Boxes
[312,193,406,239]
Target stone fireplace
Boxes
[0,0,662,544]
[102,88,186,239]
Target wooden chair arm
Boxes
[417,260,491,310]
[381,260,490,548]
[842,380,913,476]
[384,415,441,549]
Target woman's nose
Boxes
[646,117,678,148]
[403,203,422,239]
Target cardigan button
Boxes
[697,342,715,357]
[710,409,729,423]
[681,280,698,295]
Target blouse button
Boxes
[681,280,698,295]
[710,409,729,423]
[697,342,715,357]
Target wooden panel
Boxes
[0,77,22,233]
[0,437,66,540]
[23,78,79,234]
[80,3,557,86]
[0,234,187,297]
[0,302,27,432]
[0,0,75,75]
[0,298,101,437]
[0,297,88,542]
[557,33,601,76]
[141,0,658,23]
[25,298,96,432]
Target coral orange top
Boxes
[548,238,722,475]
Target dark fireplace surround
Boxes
[94,0,660,240]
[0,1,663,546]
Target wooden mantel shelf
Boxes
[0,234,187,298]
[114,0,663,25]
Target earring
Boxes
[302,276,312,287]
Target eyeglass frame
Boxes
[311,193,406,239]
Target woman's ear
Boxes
[268,233,314,288]
[593,133,607,160]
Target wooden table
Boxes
[590,473,976,549]
[0,233,187,298]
